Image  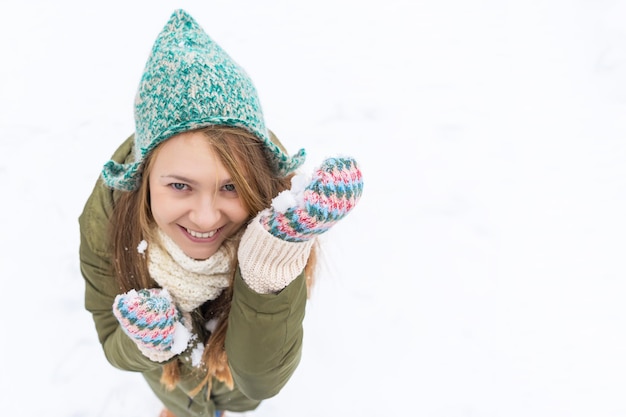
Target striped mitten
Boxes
[238,157,363,294]
[113,288,192,362]
[261,157,363,241]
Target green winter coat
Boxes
[79,134,307,417]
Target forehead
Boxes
[150,131,230,179]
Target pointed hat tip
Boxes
[166,9,196,24]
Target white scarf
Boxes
[147,228,237,312]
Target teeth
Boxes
[186,228,217,239]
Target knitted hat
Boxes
[101,9,306,191]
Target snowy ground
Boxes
[1,0,626,416]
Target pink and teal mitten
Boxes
[261,157,363,241]
[238,156,363,294]
[112,288,192,362]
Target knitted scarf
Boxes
[147,228,236,312]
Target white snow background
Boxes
[1,0,626,416]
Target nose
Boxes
[188,194,221,230]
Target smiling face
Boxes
[148,130,250,260]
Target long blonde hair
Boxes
[109,126,316,397]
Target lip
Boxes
[178,225,222,243]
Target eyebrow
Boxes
[160,175,199,186]
[160,175,234,187]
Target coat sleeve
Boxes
[78,135,160,373]
[225,268,307,401]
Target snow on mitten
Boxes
[113,288,192,362]
[238,157,363,294]
[261,157,363,242]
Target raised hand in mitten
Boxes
[238,157,363,294]
[113,288,192,362]
[261,157,363,242]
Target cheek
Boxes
[150,191,178,225]
[229,200,251,224]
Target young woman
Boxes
[79,9,363,417]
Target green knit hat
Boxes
[102,9,306,191]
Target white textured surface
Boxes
[1,1,625,416]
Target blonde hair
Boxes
[109,126,316,397]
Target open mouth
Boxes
[179,225,222,241]
[186,228,217,239]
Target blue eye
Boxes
[171,183,188,191]
[223,183,236,192]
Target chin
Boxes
[185,248,218,261]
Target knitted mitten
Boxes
[238,157,363,294]
[113,288,192,362]
[261,157,363,242]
